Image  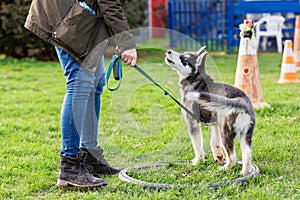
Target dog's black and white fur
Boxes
[165,47,256,175]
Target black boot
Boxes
[81,147,121,176]
[57,151,107,187]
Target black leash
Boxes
[106,55,200,122]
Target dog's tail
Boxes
[186,91,250,113]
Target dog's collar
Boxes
[180,72,215,91]
[181,72,200,85]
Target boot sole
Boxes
[57,179,107,188]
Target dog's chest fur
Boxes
[179,74,217,125]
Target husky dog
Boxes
[165,47,256,175]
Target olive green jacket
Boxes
[24,0,135,72]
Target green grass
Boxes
[0,51,299,199]
[127,160,245,186]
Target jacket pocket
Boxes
[52,1,100,57]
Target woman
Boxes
[25,0,137,187]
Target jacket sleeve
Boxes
[97,0,136,52]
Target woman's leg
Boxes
[79,58,106,148]
[56,47,105,155]
[55,47,81,157]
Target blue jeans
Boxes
[55,47,106,157]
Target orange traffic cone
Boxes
[278,40,299,83]
[235,19,269,109]
[294,16,300,71]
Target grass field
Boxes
[0,50,299,199]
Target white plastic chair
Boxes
[255,15,285,53]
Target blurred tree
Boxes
[0,0,56,60]
[0,0,148,60]
[125,0,148,28]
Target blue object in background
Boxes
[167,0,300,52]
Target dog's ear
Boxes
[196,46,207,56]
[196,51,208,72]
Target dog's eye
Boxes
[180,56,189,66]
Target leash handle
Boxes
[113,56,122,80]
[106,55,122,91]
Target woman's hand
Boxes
[121,48,137,67]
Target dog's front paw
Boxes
[192,157,204,165]
[219,161,237,171]
[186,91,200,101]
[219,161,231,171]
[219,165,229,171]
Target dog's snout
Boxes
[167,50,172,54]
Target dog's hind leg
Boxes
[238,126,253,175]
[186,119,205,165]
[220,140,236,171]
[210,125,225,165]
[219,125,236,171]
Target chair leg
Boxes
[256,35,260,50]
[262,37,267,51]
[276,36,282,53]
